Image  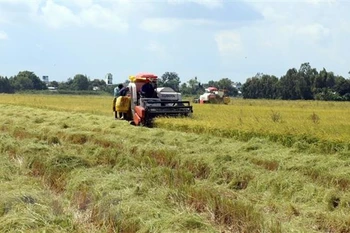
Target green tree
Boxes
[312,68,337,99]
[58,81,71,90]
[180,82,191,95]
[314,68,328,91]
[216,78,238,96]
[188,77,199,90]
[72,74,89,90]
[242,77,260,99]
[256,74,278,99]
[334,77,350,96]
[278,68,299,100]
[207,80,218,88]
[50,81,59,88]
[10,71,47,91]
[297,62,316,100]
[158,72,181,92]
[241,62,349,101]
[295,75,309,99]
[13,76,33,90]
[242,73,277,99]
[325,72,336,89]
[0,76,14,93]
[183,77,204,95]
[90,79,107,90]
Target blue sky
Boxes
[0,0,349,84]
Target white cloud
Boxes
[0,0,131,31]
[259,5,289,21]
[295,23,330,42]
[80,4,128,31]
[70,0,93,8]
[215,31,242,55]
[40,0,81,29]
[140,17,222,33]
[241,1,337,49]
[1,0,349,81]
[168,0,223,8]
[214,0,350,77]
[39,1,128,31]
[1,0,228,32]
[191,0,223,8]
[107,0,155,20]
[0,0,43,10]
[0,0,43,24]
[0,15,7,24]
[0,31,8,40]
[306,0,337,5]
[140,18,182,33]
[277,23,331,47]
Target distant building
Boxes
[233,82,242,90]
[105,73,113,85]
[42,76,49,85]
[232,82,242,95]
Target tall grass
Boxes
[1,103,350,232]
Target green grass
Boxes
[1,102,350,232]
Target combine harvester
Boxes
[114,73,193,127]
[197,87,230,104]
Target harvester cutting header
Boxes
[113,73,193,127]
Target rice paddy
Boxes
[1,94,350,232]
[1,94,349,153]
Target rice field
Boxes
[1,94,349,153]
[1,94,350,232]
[156,99,350,153]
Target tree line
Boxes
[0,71,114,94]
[0,71,47,93]
[2,64,350,101]
[158,72,240,96]
[242,63,350,101]
[0,71,241,96]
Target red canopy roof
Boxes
[135,73,158,79]
[207,87,218,91]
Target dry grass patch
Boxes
[169,184,265,232]
[251,158,279,171]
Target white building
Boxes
[105,73,113,85]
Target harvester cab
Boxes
[114,73,193,127]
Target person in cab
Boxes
[141,79,155,98]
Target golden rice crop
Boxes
[0,94,112,116]
[1,94,350,151]
[154,99,350,151]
